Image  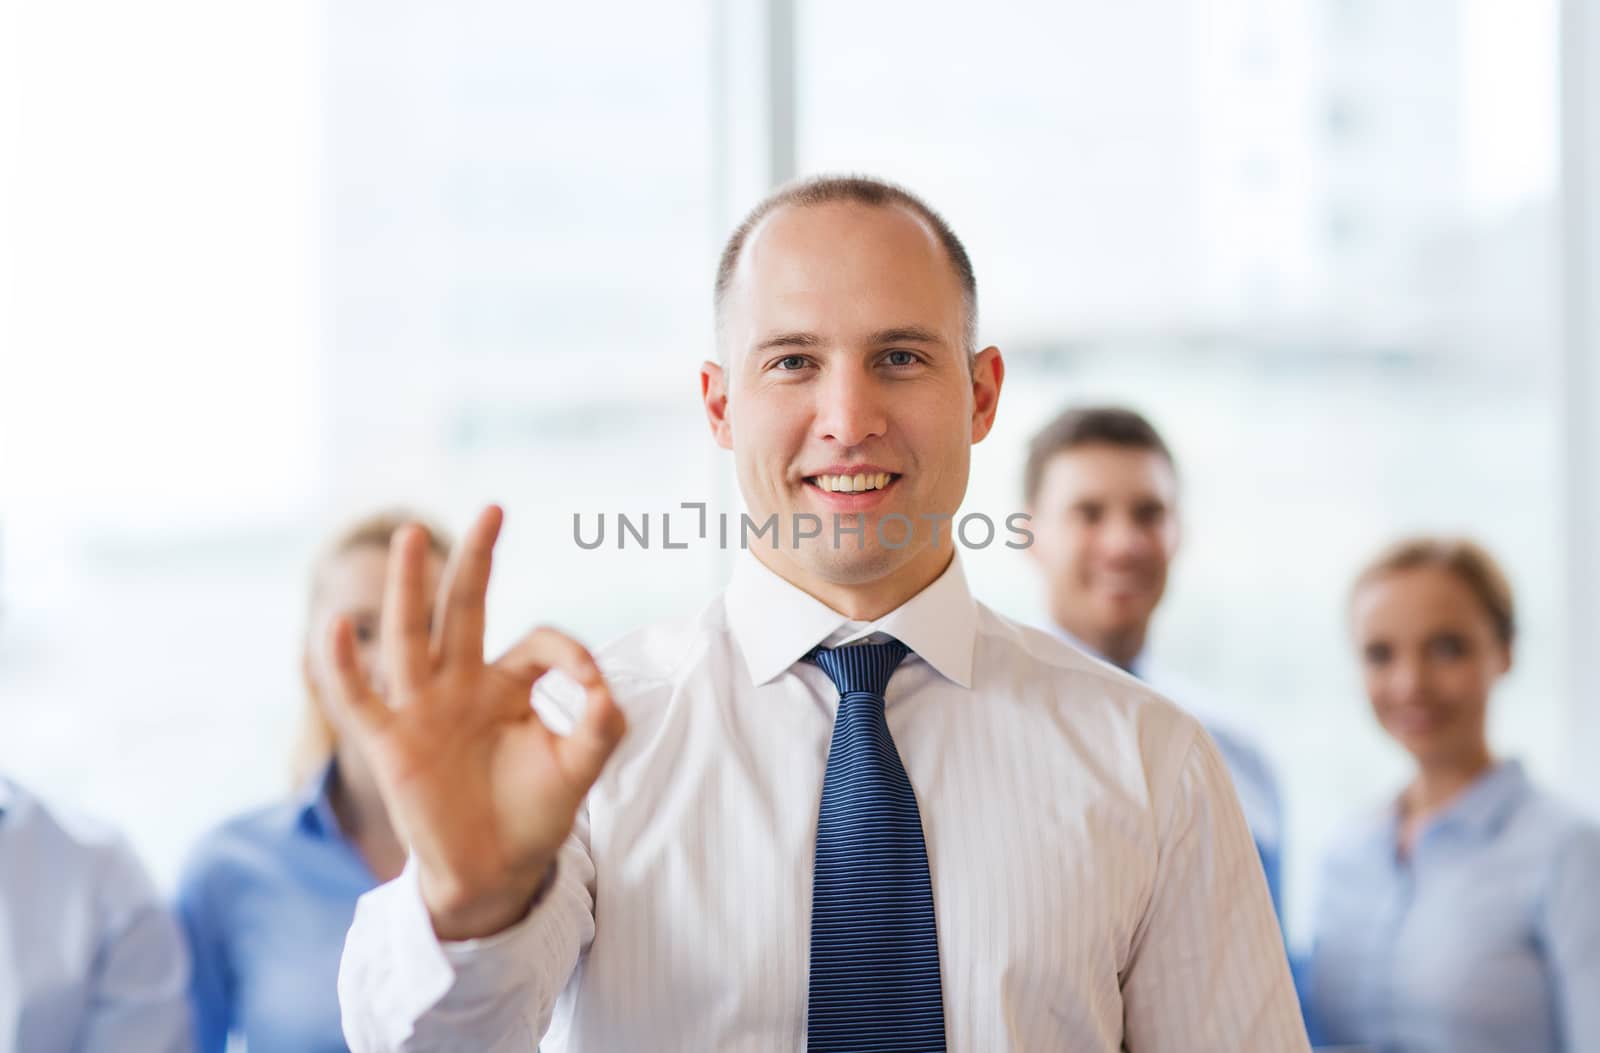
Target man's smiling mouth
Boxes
[805,472,899,493]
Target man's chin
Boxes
[1095,593,1156,625]
[789,539,905,585]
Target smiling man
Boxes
[332,176,1308,1051]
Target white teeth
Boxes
[812,472,894,493]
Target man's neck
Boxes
[753,543,954,622]
[1051,609,1148,671]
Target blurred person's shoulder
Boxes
[1,774,132,856]
[1506,771,1600,862]
[0,775,159,904]
[176,793,310,906]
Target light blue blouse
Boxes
[1308,760,1600,1053]
[176,762,376,1053]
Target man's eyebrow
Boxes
[754,331,824,352]
[870,326,944,346]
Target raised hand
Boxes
[324,505,626,941]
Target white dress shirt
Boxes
[1047,628,1286,918]
[0,777,192,1053]
[339,552,1307,1051]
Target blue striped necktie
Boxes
[805,639,946,1052]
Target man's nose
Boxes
[813,364,889,448]
[1100,516,1155,561]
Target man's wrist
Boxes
[426,858,560,942]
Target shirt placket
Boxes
[1378,845,1419,1053]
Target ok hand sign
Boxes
[325,506,626,940]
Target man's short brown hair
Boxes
[1023,405,1176,505]
[713,174,978,355]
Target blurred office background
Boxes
[1,0,1596,954]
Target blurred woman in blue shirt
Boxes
[176,511,451,1053]
[1308,536,1600,1053]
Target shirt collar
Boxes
[725,549,977,689]
[294,759,344,841]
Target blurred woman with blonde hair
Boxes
[176,509,451,1053]
[1307,536,1600,1052]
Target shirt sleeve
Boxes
[76,835,196,1053]
[1539,820,1600,1050]
[1119,728,1310,1053]
[174,854,233,1053]
[337,809,597,1052]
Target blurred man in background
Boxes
[1023,405,1287,920]
[0,774,192,1051]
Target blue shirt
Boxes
[1308,760,1600,1053]
[0,776,191,1053]
[176,763,377,1053]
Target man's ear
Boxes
[970,346,1005,444]
[701,360,733,450]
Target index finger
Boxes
[492,624,606,692]
[494,625,625,788]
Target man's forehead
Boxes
[759,195,938,243]
[732,201,952,292]
[723,203,962,341]
[1045,446,1178,497]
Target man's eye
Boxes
[353,622,376,645]
[885,350,919,366]
[776,355,809,371]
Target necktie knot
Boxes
[806,639,910,699]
